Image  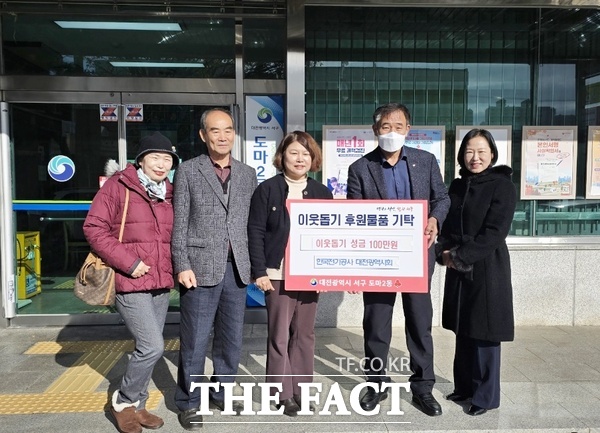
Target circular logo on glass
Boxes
[48,155,75,182]
[257,107,273,124]
[309,279,318,286]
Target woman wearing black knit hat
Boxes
[84,131,178,433]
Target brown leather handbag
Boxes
[74,189,129,306]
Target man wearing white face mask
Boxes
[347,103,450,417]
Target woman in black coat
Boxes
[436,128,516,416]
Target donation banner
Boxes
[284,199,428,293]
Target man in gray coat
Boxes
[172,108,257,430]
[347,103,450,417]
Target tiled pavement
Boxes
[0,324,599,433]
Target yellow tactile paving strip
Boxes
[46,350,124,393]
[1,339,179,415]
[0,390,163,414]
[25,339,180,354]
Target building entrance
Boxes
[5,91,230,324]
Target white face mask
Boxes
[377,131,406,153]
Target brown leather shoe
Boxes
[110,407,142,433]
[136,409,164,429]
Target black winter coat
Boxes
[248,174,333,279]
[436,165,516,342]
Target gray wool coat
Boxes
[171,153,257,286]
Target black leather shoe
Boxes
[359,387,388,411]
[178,408,203,431]
[209,397,243,414]
[293,394,316,412]
[277,397,300,417]
[468,404,487,416]
[445,392,470,402]
[412,392,443,416]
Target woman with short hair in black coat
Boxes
[436,128,516,416]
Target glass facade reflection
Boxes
[244,18,286,79]
[306,6,600,236]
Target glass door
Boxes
[8,94,228,319]
[122,102,223,318]
[124,103,211,164]
[11,101,119,315]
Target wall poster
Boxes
[405,126,446,180]
[586,126,600,198]
[322,125,377,199]
[521,126,577,200]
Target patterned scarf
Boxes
[137,168,166,201]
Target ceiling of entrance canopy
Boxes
[0,1,286,78]
[0,1,286,17]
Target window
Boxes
[2,14,235,78]
[306,6,600,236]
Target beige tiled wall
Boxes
[315,243,600,327]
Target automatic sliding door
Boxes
[124,104,215,164]
[124,103,224,316]
[11,102,118,315]
[7,95,235,321]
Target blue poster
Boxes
[245,95,285,184]
[244,95,284,307]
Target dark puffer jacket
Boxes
[83,163,175,293]
[436,165,516,342]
